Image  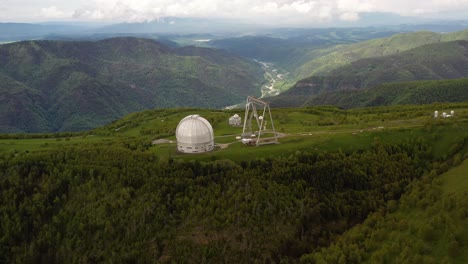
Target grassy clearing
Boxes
[149,121,468,163]
[309,156,468,263]
[438,159,468,263]
[0,135,111,154]
[2,102,468,161]
[441,158,468,196]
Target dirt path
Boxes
[152,139,174,145]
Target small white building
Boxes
[229,114,242,126]
[435,110,455,118]
[176,115,214,153]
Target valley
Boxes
[268,33,468,107]
[256,60,290,98]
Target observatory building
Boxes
[229,114,242,126]
[176,115,214,153]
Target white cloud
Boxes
[337,0,374,13]
[339,12,360,21]
[68,0,468,24]
[1,0,468,23]
[291,1,316,14]
[318,5,333,20]
[41,6,72,19]
[356,0,468,16]
[251,2,278,14]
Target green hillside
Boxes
[0,38,264,133]
[1,102,468,262]
[305,158,468,263]
[269,41,468,107]
[302,78,468,108]
[208,28,411,92]
[209,28,404,70]
[296,29,468,80]
[208,29,468,93]
[0,73,50,133]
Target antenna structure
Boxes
[241,96,278,146]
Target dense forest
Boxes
[305,158,468,263]
[270,78,468,108]
[0,38,263,133]
[1,131,467,262]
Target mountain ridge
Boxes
[301,78,468,109]
[269,40,468,107]
[0,37,264,133]
[295,29,468,80]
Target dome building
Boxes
[229,114,242,126]
[176,115,214,153]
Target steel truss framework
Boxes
[241,96,278,146]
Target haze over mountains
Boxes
[1,17,468,42]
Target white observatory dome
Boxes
[176,115,214,153]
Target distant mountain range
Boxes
[0,38,263,133]
[94,17,260,34]
[1,17,467,42]
[0,23,99,42]
[209,29,468,94]
[2,25,468,133]
[209,28,405,70]
[268,30,468,107]
[294,30,468,80]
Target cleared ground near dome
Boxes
[1,102,468,163]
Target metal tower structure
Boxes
[241,96,278,146]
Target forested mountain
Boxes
[0,138,452,262]
[306,158,468,263]
[0,38,264,133]
[209,27,405,70]
[0,23,87,41]
[1,96,468,262]
[209,29,468,94]
[294,29,468,80]
[269,41,468,107]
[300,78,468,109]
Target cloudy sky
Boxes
[0,0,467,24]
